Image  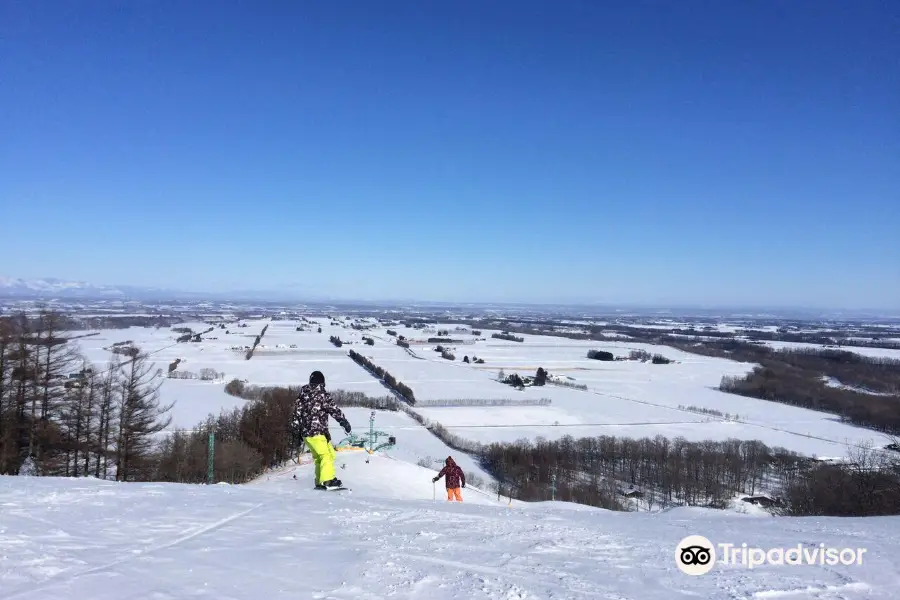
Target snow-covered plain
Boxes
[759,340,900,360]
[65,318,894,460]
[3,452,900,599]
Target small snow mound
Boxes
[18,456,38,476]
[254,451,508,506]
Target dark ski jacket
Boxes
[293,383,351,440]
[433,457,465,489]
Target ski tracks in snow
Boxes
[324,503,663,599]
[2,500,264,600]
[5,473,900,600]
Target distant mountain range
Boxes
[0,277,123,298]
[1,277,896,320]
[0,277,334,303]
[0,277,209,301]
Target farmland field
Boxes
[67,316,894,463]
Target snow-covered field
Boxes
[65,318,894,460]
[760,340,900,360]
[3,452,900,599]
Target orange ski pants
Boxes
[447,487,463,502]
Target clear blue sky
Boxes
[1,1,897,309]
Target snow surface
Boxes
[821,377,897,397]
[761,340,900,360]
[3,452,900,599]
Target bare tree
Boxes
[115,348,173,481]
[0,317,23,472]
[58,359,100,477]
[94,358,118,478]
[80,367,99,476]
[27,310,80,470]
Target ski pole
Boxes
[432,481,435,501]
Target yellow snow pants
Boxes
[305,435,336,484]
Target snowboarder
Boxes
[293,371,352,490]
[432,456,465,501]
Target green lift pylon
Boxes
[335,410,396,454]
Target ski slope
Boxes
[3,452,900,599]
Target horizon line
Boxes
[1,276,898,315]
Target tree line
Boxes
[224,378,398,410]
[243,323,269,360]
[480,435,781,509]
[479,433,900,515]
[628,349,672,364]
[42,314,183,331]
[414,397,552,407]
[718,346,900,434]
[776,348,900,394]
[775,446,900,516]
[156,386,299,484]
[461,314,900,353]
[347,350,416,404]
[167,368,225,381]
[492,332,524,342]
[547,379,588,391]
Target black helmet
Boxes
[309,371,325,386]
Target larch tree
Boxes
[94,358,119,479]
[0,316,21,473]
[28,310,79,471]
[115,347,173,482]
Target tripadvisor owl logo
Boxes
[675,535,868,574]
[676,535,716,575]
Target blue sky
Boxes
[1,2,897,309]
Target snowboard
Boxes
[321,486,350,491]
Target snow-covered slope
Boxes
[250,452,504,505]
[3,452,900,599]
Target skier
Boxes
[432,456,466,501]
[293,371,352,490]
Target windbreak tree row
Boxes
[347,350,416,404]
